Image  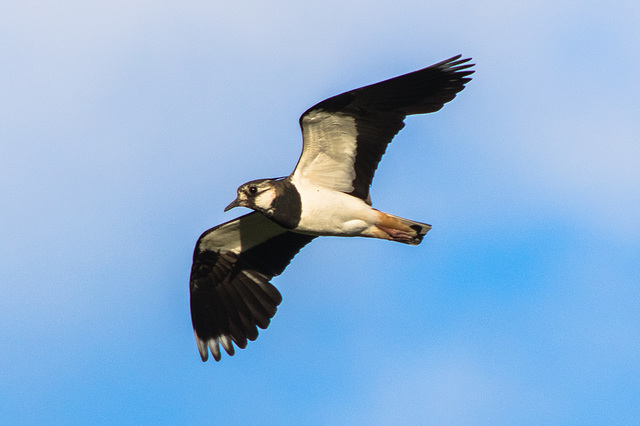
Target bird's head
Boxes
[225,178,278,215]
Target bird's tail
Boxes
[374,210,432,245]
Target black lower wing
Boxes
[189,212,315,361]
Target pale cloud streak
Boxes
[1,0,639,423]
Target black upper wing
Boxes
[190,212,315,361]
[293,55,474,202]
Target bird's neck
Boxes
[267,178,302,230]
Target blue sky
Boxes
[2,1,639,424]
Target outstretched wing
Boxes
[292,55,474,202]
[190,212,315,361]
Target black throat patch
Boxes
[270,178,303,229]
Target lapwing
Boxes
[190,55,474,361]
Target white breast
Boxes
[292,178,378,236]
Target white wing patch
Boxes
[294,110,358,192]
[197,212,287,255]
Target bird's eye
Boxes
[248,186,258,194]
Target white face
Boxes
[234,180,278,214]
[251,186,277,211]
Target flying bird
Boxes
[190,55,474,362]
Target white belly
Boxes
[294,182,378,236]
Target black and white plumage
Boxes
[190,55,474,361]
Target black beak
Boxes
[224,198,241,212]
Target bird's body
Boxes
[293,180,376,236]
[190,55,474,361]
[294,178,430,243]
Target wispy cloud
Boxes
[1,0,639,423]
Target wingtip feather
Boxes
[194,330,210,362]
[207,338,222,362]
